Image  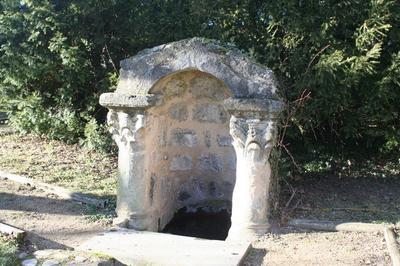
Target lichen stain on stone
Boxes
[149,174,156,205]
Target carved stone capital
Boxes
[107,110,146,151]
[229,116,278,163]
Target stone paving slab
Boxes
[78,229,250,266]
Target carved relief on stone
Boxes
[107,110,146,151]
[229,115,277,163]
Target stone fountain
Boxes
[100,37,284,242]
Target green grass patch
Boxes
[0,235,19,266]
[85,199,117,224]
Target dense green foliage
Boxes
[0,236,18,266]
[0,0,398,172]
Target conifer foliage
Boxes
[0,0,398,162]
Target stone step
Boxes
[78,229,250,266]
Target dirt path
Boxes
[283,174,400,226]
[243,229,391,265]
[0,178,110,251]
[0,176,394,265]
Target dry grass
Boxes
[0,129,117,197]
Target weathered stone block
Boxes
[208,181,226,198]
[192,104,228,123]
[217,135,233,147]
[163,77,187,97]
[226,154,237,170]
[204,130,211,148]
[160,177,174,202]
[189,176,206,200]
[208,181,217,197]
[223,181,234,197]
[170,128,198,147]
[178,191,191,202]
[170,155,192,171]
[168,103,188,121]
[197,154,223,172]
[190,76,228,100]
[158,128,167,147]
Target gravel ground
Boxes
[243,229,391,266]
[2,176,392,265]
[0,129,397,265]
[0,178,110,251]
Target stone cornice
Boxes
[223,97,284,118]
[100,93,158,110]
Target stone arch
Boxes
[115,37,279,99]
[148,69,233,98]
[100,38,284,241]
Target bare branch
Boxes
[305,44,331,74]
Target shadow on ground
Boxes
[242,247,267,266]
[0,178,113,249]
[282,174,400,225]
[0,191,115,216]
[1,192,89,215]
[24,231,72,250]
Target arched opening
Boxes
[144,70,236,239]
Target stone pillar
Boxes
[224,98,283,241]
[107,109,151,230]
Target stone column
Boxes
[224,98,283,241]
[107,109,151,230]
[100,93,158,230]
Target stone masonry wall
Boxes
[144,71,236,230]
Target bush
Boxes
[0,0,210,149]
[8,93,82,143]
[81,118,113,152]
[0,236,18,266]
[0,0,398,168]
[211,0,400,165]
[0,0,118,146]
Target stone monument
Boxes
[100,38,284,241]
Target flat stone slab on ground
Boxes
[78,229,250,266]
[33,249,114,265]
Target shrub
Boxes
[207,0,400,171]
[81,118,113,152]
[0,0,398,168]
[0,236,19,266]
